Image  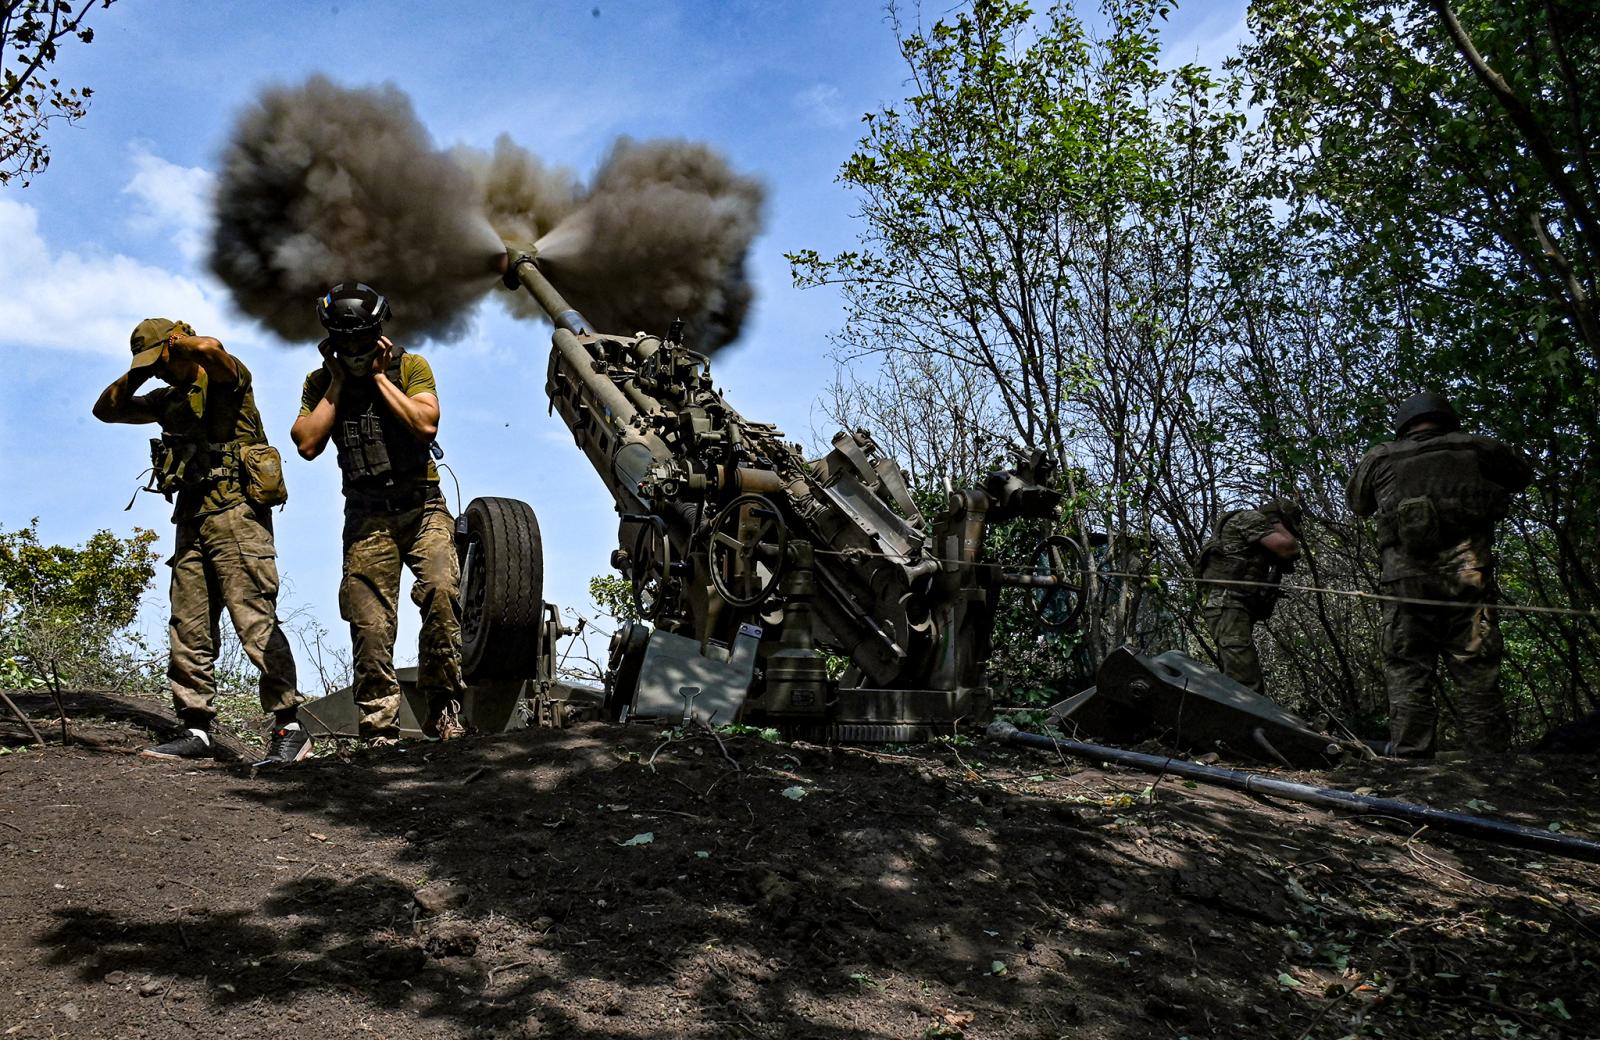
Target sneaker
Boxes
[141,729,215,761]
[254,723,312,768]
[423,700,466,741]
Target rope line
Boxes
[808,546,1600,620]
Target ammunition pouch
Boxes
[334,363,429,487]
[240,443,288,508]
[1378,493,1499,556]
[1395,496,1441,555]
[148,436,287,508]
[149,435,230,497]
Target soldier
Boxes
[1347,392,1533,758]
[1196,498,1303,692]
[289,283,465,743]
[93,319,309,766]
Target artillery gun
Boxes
[457,246,1087,741]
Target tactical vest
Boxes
[332,350,431,492]
[150,434,238,495]
[148,366,269,516]
[1369,433,1512,552]
[1196,510,1271,584]
[1197,508,1289,619]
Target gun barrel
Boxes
[499,248,590,336]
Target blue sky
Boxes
[0,0,1246,677]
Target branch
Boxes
[0,0,66,112]
[1528,209,1600,349]
[1541,0,1598,207]
[1427,0,1600,270]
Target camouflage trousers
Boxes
[168,502,301,726]
[1381,579,1507,758]
[340,497,464,736]
[1201,592,1266,693]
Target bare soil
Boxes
[1,691,1597,1039]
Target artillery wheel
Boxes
[630,516,676,621]
[458,496,544,681]
[708,493,788,609]
[1027,534,1088,631]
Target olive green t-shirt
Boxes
[299,352,441,488]
[146,360,268,519]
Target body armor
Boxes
[150,434,234,496]
[333,350,430,491]
[144,367,269,513]
[1366,432,1513,553]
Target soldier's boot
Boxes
[254,723,313,768]
[142,728,216,762]
[423,700,465,741]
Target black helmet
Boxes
[1393,391,1459,435]
[316,282,391,335]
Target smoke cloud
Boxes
[209,76,503,343]
[209,77,765,352]
[456,135,580,252]
[525,138,762,351]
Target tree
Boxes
[1243,0,1600,726]
[791,0,1262,666]
[0,518,160,690]
[1,0,115,186]
[792,0,1597,742]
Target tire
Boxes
[458,497,544,681]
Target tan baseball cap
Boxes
[128,318,177,370]
[127,318,195,370]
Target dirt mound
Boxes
[1,692,1597,1038]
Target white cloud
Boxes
[121,144,215,265]
[793,83,854,129]
[0,198,236,358]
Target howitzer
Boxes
[465,246,1088,740]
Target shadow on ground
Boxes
[11,697,1600,1039]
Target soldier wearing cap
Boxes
[1347,392,1534,757]
[290,283,464,744]
[94,320,309,766]
[1196,498,1303,692]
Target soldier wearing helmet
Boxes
[290,283,465,743]
[1196,498,1303,693]
[1346,391,1533,757]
